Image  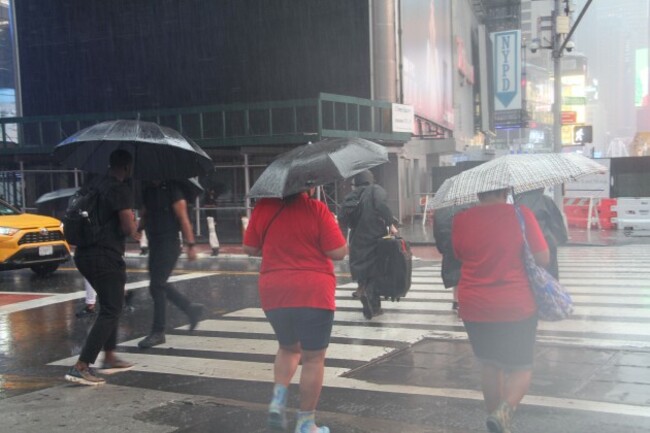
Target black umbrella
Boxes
[35,187,79,205]
[248,137,389,198]
[35,187,80,219]
[53,119,213,181]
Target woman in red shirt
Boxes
[243,190,347,433]
[452,188,549,433]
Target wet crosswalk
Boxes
[50,244,650,418]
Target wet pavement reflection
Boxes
[0,241,649,432]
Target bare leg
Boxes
[274,343,301,386]
[298,348,327,411]
[74,360,89,370]
[268,344,301,430]
[503,369,533,409]
[481,364,505,412]
[103,351,117,365]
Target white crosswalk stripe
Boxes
[49,244,650,418]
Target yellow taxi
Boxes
[0,197,71,276]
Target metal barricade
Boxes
[611,198,650,234]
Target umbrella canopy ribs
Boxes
[249,137,389,198]
[430,153,608,209]
[53,119,213,181]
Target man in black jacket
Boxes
[339,171,396,319]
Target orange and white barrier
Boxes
[563,197,619,230]
[564,197,598,229]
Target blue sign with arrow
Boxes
[492,30,521,111]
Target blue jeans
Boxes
[75,253,126,364]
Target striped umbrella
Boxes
[430,153,608,209]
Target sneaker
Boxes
[295,422,330,433]
[486,401,513,433]
[98,357,134,375]
[188,303,204,332]
[268,384,288,431]
[268,410,287,431]
[64,366,105,386]
[138,332,166,349]
[75,305,96,318]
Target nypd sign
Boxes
[492,30,521,111]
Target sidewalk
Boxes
[127,222,649,261]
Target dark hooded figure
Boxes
[515,188,568,279]
[433,203,472,312]
[339,170,395,319]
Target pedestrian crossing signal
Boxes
[573,125,593,144]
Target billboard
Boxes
[491,30,522,111]
[14,0,372,116]
[400,0,454,130]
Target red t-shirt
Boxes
[452,203,548,322]
[243,194,346,311]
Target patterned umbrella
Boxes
[249,137,389,198]
[430,153,608,209]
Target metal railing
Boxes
[0,93,411,155]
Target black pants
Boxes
[360,277,382,311]
[148,236,191,333]
[75,253,126,364]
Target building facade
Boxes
[1,0,492,239]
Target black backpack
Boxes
[338,187,370,229]
[63,179,109,247]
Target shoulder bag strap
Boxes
[514,205,527,242]
[260,203,286,247]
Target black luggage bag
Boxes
[373,235,413,301]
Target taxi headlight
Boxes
[0,226,19,236]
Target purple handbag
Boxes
[515,206,573,321]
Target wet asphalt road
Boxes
[1,245,650,433]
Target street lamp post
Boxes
[536,0,593,208]
[552,0,564,207]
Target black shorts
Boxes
[265,307,334,351]
[464,316,538,371]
